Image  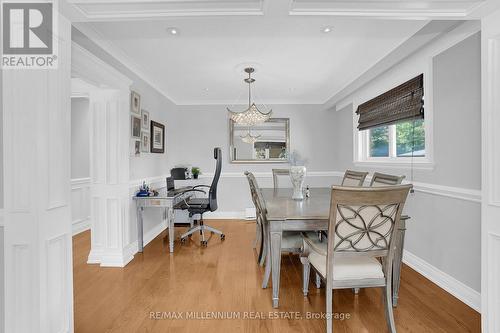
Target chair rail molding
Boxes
[72,42,134,268]
[199,171,481,203]
[2,15,74,333]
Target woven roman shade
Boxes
[356,74,424,130]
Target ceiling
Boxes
[67,0,486,105]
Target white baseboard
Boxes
[403,250,481,313]
[72,218,90,236]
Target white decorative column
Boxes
[71,44,133,267]
[481,8,500,333]
[2,16,74,333]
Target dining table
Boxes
[261,187,408,308]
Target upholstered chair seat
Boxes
[302,232,384,281]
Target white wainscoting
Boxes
[71,178,91,235]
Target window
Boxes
[357,119,430,165]
[367,119,425,159]
[369,126,389,157]
[355,74,432,168]
[396,119,425,157]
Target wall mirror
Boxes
[230,118,290,163]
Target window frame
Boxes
[352,71,434,170]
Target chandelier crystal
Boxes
[227,67,272,127]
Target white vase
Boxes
[290,166,306,200]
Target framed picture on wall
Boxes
[134,140,141,156]
[131,91,141,115]
[131,115,141,139]
[141,109,150,130]
[150,120,165,154]
[141,132,150,153]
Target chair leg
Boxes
[326,288,333,333]
[253,222,260,249]
[180,225,202,239]
[384,285,397,333]
[258,223,265,266]
[181,214,225,247]
[315,272,321,289]
[300,256,310,296]
[262,224,271,289]
[353,288,360,294]
[203,225,223,235]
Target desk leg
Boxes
[168,207,175,253]
[270,222,283,308]
[137,207,144,253]
[392,220,406,306]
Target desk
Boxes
[133,187,193,253]
[262,188,408,308]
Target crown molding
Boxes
[289,0,485,19]
[67,0,264,21]
[175,99,325,106]
[72,22,178,104]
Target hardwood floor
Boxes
[73,220,480,333]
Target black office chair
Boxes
[178,147,225,247]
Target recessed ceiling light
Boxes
[322,27,333,33]
[167,27,178,35]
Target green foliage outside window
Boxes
[369,126,389,157]
[368,119,425,158]
[396,119,425,157]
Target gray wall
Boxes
[71,98,90,179]
[332,33,481,292]
[171,104,337,212]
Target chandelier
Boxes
[227,67,272,127]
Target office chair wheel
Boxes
[180,237,187,244]
[201,240,208,247]
[221,234,225,241]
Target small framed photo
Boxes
[134,140,141,156]
[131,91,141,115]
[141,109,150,130]
[141,132,150,153]
[150,120,165,154]
[131,115,141,139]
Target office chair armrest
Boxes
[178,189,206,195]
[177,189,207,209]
